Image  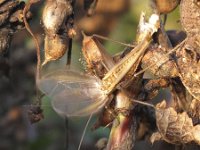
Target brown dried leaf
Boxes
[176,38,200,101]
[189,99,200,121]
[151,101,200,145]
[170,78,193,112]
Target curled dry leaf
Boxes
[177,0,200,101]
[150,101,200,145]
[176,38,200,101]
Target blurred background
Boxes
[0,0,182,149]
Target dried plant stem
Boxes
[23,0,41,81]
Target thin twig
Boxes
[23,0,41,81]
[23,0,41,106]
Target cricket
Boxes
[1,0,200,150]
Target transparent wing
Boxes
[37,70,108,117]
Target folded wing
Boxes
[37,70,108,117]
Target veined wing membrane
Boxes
[37,70,108,117]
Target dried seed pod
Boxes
[42,0,72,34]
[150,101,200,145]
[180,0,200,35]
[141,45,179,78]
[82,33,114,78]
[152,0,180,14]
[42,34,69,65]
[42,0,73,65]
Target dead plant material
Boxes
[174,0,200,101]
[23,0,44,123]
[42,0,72,35]
[23,0,41,79]
[151,101,200,145]
[82,33,114,78]
[27,105,44,124]
[189,99,200,122]
[42,0,72,65]
[0,0,31,55]
[180,0,200,35]
[141,45,179,78]
[152,0,180,14]
[175,38,200,101]
[42,34,69,66]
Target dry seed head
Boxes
[42,34,68,66]
[82,34,102,62]
[153,0,180,14]
[81,32,112,78]
[42,0,72,34]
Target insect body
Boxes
[37,13,159,117]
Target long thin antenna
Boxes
[93,34,136,48]
[130,99,155,108]
[78,114,93,150]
